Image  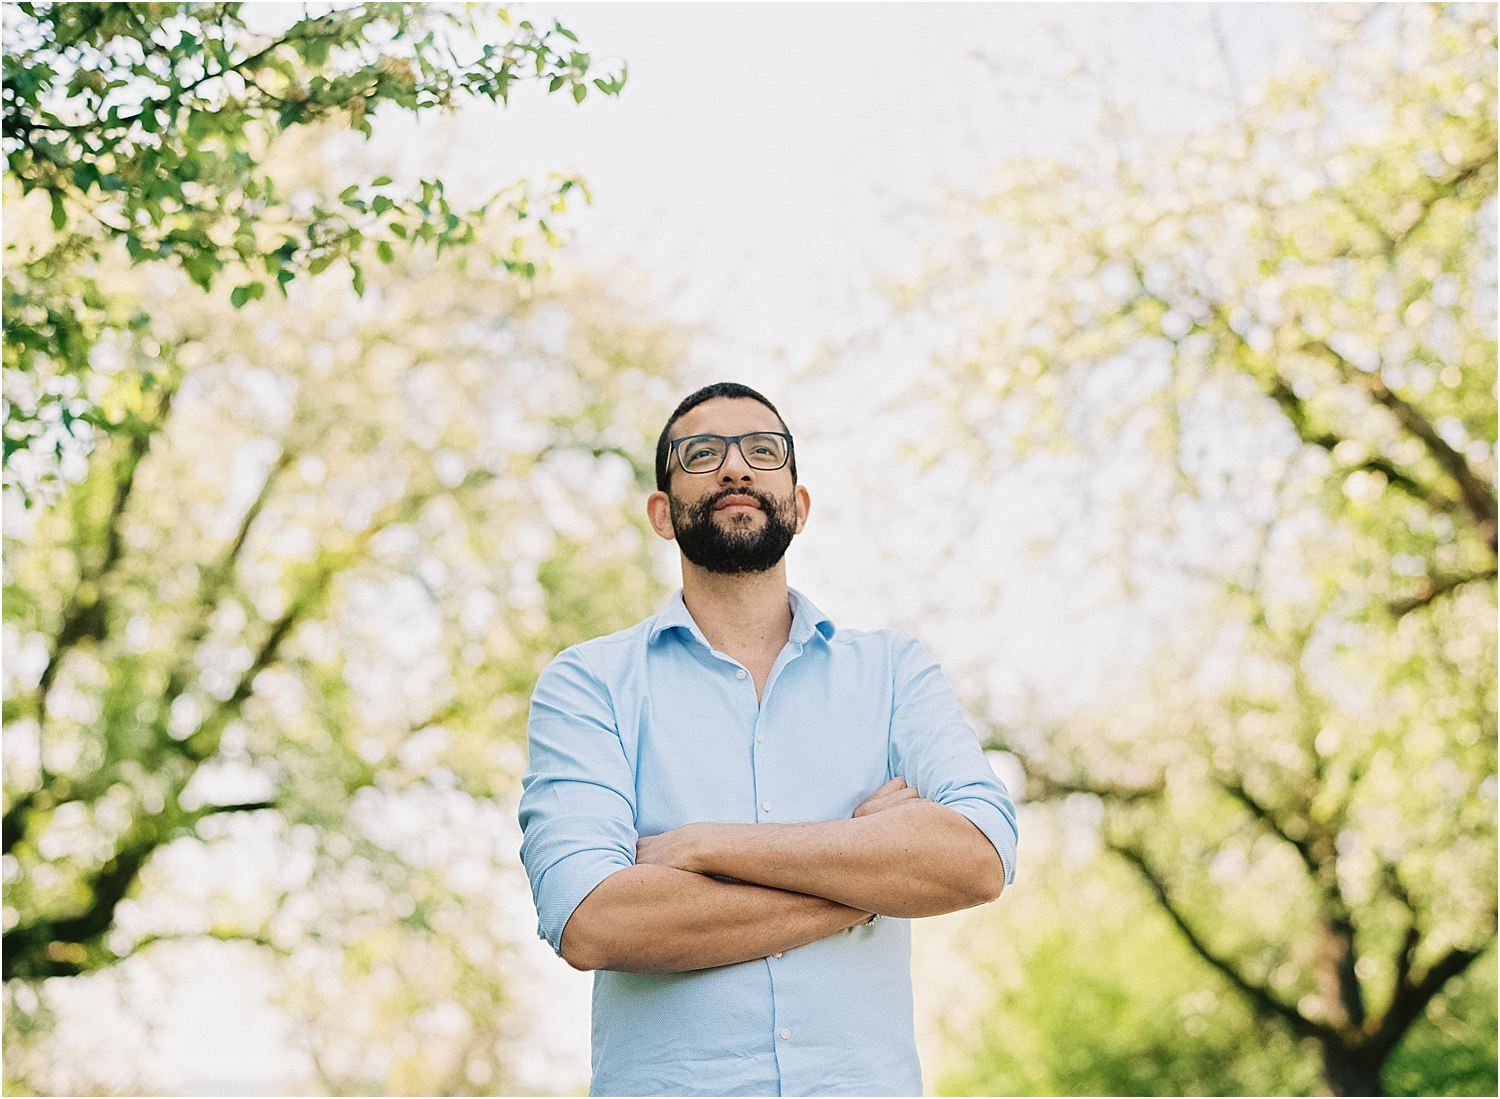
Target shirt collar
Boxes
[648,586,836,647]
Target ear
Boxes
[793,484,811,534]
[646,490,676,541]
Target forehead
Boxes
[672,397,785,438]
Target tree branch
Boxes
[2,829,158,980]
[119,927,292,961]
[1382,860,1423,1013]
[1387,567,1498,618]
[1214,771,1322,881]
[1372,933,1495,1055]
[977,732,1162,804]
[1306,337,1498,556]
[1389,151,1498,249]
[33,378,182,723]
[1259,371,1453,511]
[185,799,280,829]
[1106,836,1331,1041]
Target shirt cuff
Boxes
[531,846,634,956]
[947,799,1019,886]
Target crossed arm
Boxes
[560,778,1006,973]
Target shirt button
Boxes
[771,952,782,959]
[736,669,747,679]
[762,801,771,812]
[779,1028,792,1040]
[755,734,764,744]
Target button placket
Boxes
[751,671,767,820]
[750,639,804,825]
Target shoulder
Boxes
[828,624,926,658]
[828,627,949,694]
[536,614,656,685]
[573,616,657,656]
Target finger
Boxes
[852,778,905,815]
[857,788,921,816]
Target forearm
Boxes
[560,863,871,974]
[689,800,1004,918]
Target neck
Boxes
[680,560,793,654]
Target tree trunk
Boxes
[1321,1040,1384,1097]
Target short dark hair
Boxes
[655,382,796,491]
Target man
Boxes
[519,382,1018,1097]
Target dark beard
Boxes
[669,486,798,575]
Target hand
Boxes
[852,776,926,818]
[636,823,711,873]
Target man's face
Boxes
[647,397,810,575]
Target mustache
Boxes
[697,487,778,513]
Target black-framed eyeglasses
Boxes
[670,432,793,475]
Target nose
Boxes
[717,439,756,484]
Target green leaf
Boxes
[377,240,395,263]
[230,285,251,308]
[49,191,66,230]
[339,184,360,203]
[572,83,586,104]
[372,175,393,187]
[184,255,216,290]
[70,162,100,192]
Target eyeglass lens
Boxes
[679,433,789,473]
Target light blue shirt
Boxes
[518,587,1019,1097]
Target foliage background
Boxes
[3,3,1495,1096]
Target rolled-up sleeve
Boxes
[888,634,1019,885]
[518,646,638,955]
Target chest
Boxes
[619,642,897,834]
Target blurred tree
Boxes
[937,822,1320,1097]
[1,124,681,1092]
[891,5,1496,1095]
[3,1,626,505]
[938,805,1495,1098]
